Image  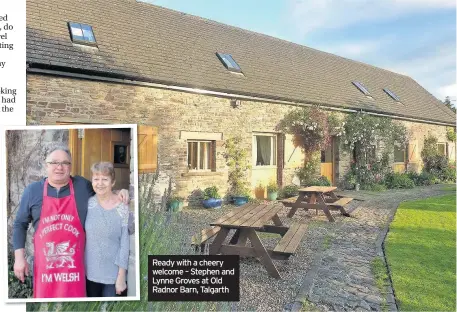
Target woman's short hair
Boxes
[91,162,115,181]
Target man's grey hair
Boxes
[45,143,72,162]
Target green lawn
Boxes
[385,192,456,311]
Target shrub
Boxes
[267,181,279,193]
[343,157,392,190]
[342,170,357,190]
[385,172,415,189]
[442,163,456,182]
[223,136,251,197]
[277,107,342,154]
[202,186,221,200]
[306,176,331,187]
[278,185,299,199]
[424,155,448,175]
[447,127,456,142]
[421,134,439,161]
[407,171,438,186]
[8,251,33,299]
[295,154,320,186]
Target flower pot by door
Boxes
[267,192,278,201]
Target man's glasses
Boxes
[47,161,71,167]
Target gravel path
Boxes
[180,185,451,312]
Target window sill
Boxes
[252,166,277,170]
[181,171,223,177]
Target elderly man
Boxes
[12,144,130,298]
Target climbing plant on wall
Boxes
[277,106,343,184]
[277,106,343,157]
[341,111,409,188]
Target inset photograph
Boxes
[3,124,140,302]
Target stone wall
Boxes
[6,129,67,220]
[26,74,455,202]
[401,120,456,171]
[27,74,305,205]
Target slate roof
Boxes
[26,0,455,125]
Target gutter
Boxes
[27,67,456,127]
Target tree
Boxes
[443,96,456,113]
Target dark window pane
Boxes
[438,144,446,156]
[256,136,273,166]
[394,146,405,162]
[188,142,198,170]
[321,145,332,163]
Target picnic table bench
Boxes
[280,186,352,222]
[192,202,308,278]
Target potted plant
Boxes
[254,183,265,199]
[231,186,251,206]
[223,136,252,206]
[267,181,279,200]
[167,195,185,212]
[202,186,222,209]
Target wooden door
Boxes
[320,139,334,185]
[69,128,131,190]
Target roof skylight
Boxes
[216,52,242,73]
[383,88,401,102]
[68,22,96,45]
[352,81,371,96]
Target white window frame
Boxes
[187,140,213,172]
[252,133,277,168]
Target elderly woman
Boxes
[85,162,130,297]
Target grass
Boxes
[384,193,456,311]
[370,257,389,312]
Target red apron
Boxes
[33,179,86,298]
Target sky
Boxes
[143,0,456,103]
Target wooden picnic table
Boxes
[281,186,352,222]
[203,202,307,279]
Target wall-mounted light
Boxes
[230,99,241,108]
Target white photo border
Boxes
[2,123,141,303]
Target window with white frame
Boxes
[187,141,214,171]
[253,134,277,166]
